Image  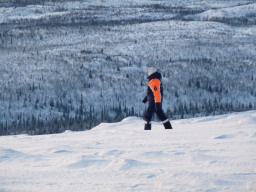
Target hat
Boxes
[147,67,157,77]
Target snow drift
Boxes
[0,111,256,192]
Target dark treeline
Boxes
[0,104,137,135]
[0,96,254,136]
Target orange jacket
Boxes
[148,78,161,103]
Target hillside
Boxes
[0,111,256,191]
[1,0,256,135]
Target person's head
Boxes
[147,67,157,77]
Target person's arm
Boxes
[142,96,147,103]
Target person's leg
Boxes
[162,119,172,129]
[155,103,172,129]
[143,102,155,130]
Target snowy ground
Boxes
[0,111,256,192]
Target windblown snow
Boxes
[1,111,256,192]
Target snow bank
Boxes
[0,111,256,192]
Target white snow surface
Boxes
[188,3,256,21]
[1,111,256,192]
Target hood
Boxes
[147,67,157,77]
[147,71,162,80]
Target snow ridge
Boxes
[0,111,256,192]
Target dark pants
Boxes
[143,101,168,123]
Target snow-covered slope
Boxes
[187,3,256,24]
[0,111,256,192]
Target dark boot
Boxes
[144,123,151,130]
[163,121,172,129]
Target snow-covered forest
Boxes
[1,0,256,135]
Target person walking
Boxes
[142,67,172,130]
